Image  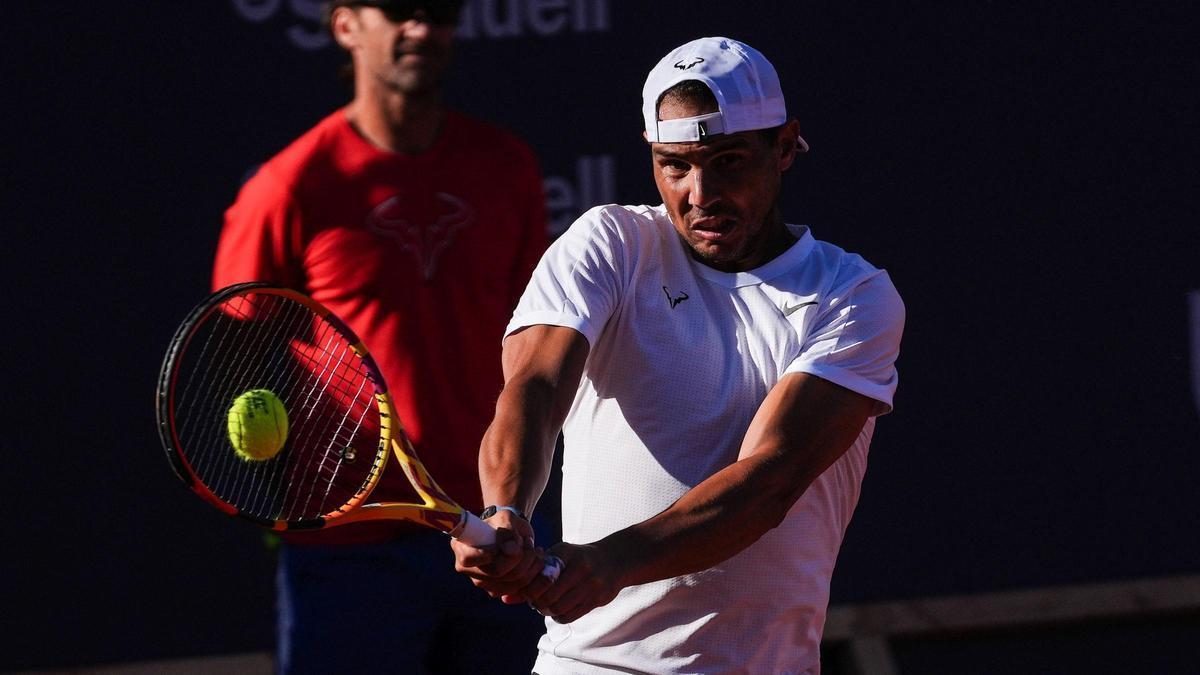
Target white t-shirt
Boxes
[509,204,904,675]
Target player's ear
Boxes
[331,6,362,50]
[776,119,804,171]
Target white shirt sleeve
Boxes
[506,206,627,346]
[784,269,905,415]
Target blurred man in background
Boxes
[214,1,548,672]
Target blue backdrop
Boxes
[3,1,1197,670]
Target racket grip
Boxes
[454,511,565,583]
[454,510,497,546]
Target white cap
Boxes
[642,37,808,151]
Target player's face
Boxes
[339,5,458,96]
[650,98,802,272]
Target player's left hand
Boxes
[522,542,623,623]
[452,516,546,602]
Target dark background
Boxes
[4,1,1197,671]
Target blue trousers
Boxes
[276,531,545,674]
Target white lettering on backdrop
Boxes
[231,0,611,50]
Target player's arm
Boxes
[527,372,876,622]
[451,323,589,596]
[483,323,588,518]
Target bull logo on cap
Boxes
[674,57,705,70]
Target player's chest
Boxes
[615,273,820,380]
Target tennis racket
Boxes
[156,282,561,579]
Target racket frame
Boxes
[156,282,484,542]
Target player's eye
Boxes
[659,159,690,175]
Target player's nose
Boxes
[688,168,722,210]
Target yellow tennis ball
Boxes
[227,389,289,461]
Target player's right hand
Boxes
[451,514,545,602]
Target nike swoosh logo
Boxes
[782,300,818,316]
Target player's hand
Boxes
[524,542,623,623]
[451,512,545,602]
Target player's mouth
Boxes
[690,217,736,242]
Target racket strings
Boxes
[290,330,385,517]
[197,295,313,511]
[281,326,373,520]
[183,292,302,512]
[240,295,377,519]
[170,290,387,523]
[225,298,319,512]
[175,295,266,465]
[229,305,343,514]
[180,297,277,485]
[207,296,309,506]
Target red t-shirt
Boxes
[213,109,547,544]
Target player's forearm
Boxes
[601,449,804,586]
[479,326,590,517]
[601,373,876,588]
[478,378,561,515]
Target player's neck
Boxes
[732,209,795,272]
[346,88,446,155]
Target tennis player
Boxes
[453,37,905,674]
[213,1,548,672]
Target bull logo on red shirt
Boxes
[366,192,476,281]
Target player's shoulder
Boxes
[568,204,668,241]
[805,231,903,317]
[545,205,665,266]
[580,203,667,228]
[784,227,902,302]
[798,229,876,276]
